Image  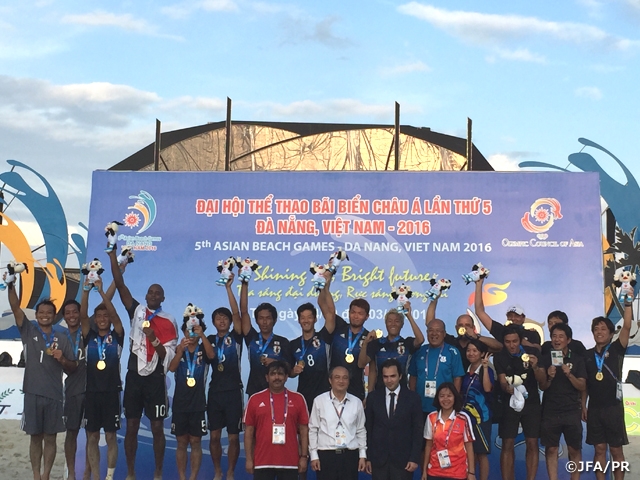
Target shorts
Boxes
[123,370,168,420]
[472,419,492,455]
[207,389,244,434]
[22,393,65,435]
[171,411,207,437]
[85,391,122,432]
[64,393,85,431]
[586,404,629,448]
[499,402,541,439]
[541,410,583,449]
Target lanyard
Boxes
[347,328,364,354]
[510,346,526,358]
[298,334,315,361]
[185,347,198,378]
[258,333,274,356]
[36,325,54,349]
[330,391,347,426]
[425,344,445,379]
[594,343,612,374]
[270,389,288,425]
[464,364,482,400]
[382,335,400,343]
[67,328,81,360]
[217,333,230,362]
[439,413,458,448]
[97,332,110,360]
[146,308,161,322]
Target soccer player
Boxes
[169,315,214,480]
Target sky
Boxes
[1,0,639,254]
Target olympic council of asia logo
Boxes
[521,198,563,235]
[119,190,162,251]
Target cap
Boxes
[507,305,525,316]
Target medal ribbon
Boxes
[185,347,198,379]
[258,333,274,357]
[298,335,314,362]
[146,307,161,323]
[67,329,81,360]
[510,346,526,358]
[270,389,289,425]
[97,333,109,361]
[594,343,612,377]
[36,325,54,350]
[424,344,445,379]
[217,333,230,363]
[347,328,364,354]
[382,335,400,343]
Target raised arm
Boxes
[358,330,377,368]
[425,296,438,327]
[168,339,186,373]
[96,278,123,337]
[404,302,424,347]
[6,276,25,328]
[80,286,91,338]
[225,273,243,335]
[474,278,494,332]
[318,271,336,334]
[619,301,633,348]
[239,277,252,336]
[108,244,134,311]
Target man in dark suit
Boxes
[365,358,423,480]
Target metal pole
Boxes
[154,119,161,171]
[394,102,400,170]
[466,117,473,171]
[225,97,232,171]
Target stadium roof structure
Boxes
[110,120,494,172]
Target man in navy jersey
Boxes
[109,244,178,480]
[241,273,294,397]
[289,302,332,410]
[358,304,423,391]
[169,315,214,480]
[206,273,245,480]
[318,270,370,400]
[80,278,124,480]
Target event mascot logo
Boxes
[124,190,157,234]
[521,198,562,236]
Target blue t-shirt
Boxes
[408,342,464,412]
[173,343,209,412]
[367,335,419,389]
[206,331,244,393]
[461,366,495,423]
[245,327,293,396]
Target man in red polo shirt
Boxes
[244,360,309,480]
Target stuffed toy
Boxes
[216,257,237,286]
[505,372,529,412]
[81,258,105,291]
[183,303,205,337]
[117,245,135,272]
[0,261,28,291]
[462,262,490,285]
[426,278,451,301]
[104,221,124,253]
[614,266,636,304]
[237,257,259,283]
[328,248,349,274]
[391,283,412,314]
[310,262,329,292]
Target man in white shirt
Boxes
[309,366,367,480]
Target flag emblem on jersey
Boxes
[313,338,321,348]
[397,345,405,355]
[273,345,281,355]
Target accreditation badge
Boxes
[272,424,286,444]
[335,424,347,448]
[436,449,452,468]
[425,380,436,398]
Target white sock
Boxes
[107,467,115,476]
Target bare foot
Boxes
[213,473,223,480]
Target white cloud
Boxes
[576,0,604,17]
[201,0,238,12]
[488,48,546,63]
[380,61,430,76]
[252,98,419,120]
[575,86,603,100]
[487,153,522,171]
[398,2,640,50]
[162,96,226,112]
[161,0,239,19]
[280,15,351,49]
[621,0,640,12]
[61,10,183,40]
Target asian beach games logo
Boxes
[118,190,162,251]
[502,198,584,249]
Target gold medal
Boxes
[297,360,305,367]
[187,377,196,387]
[458,327,466,336]
[521,354,530,362]
[375,329,383,339]
[142,320,150,328]
[596,371,604,381]
[97,360,106,370]
[217,364,224,372]
[345,353,354,363]
[45,347,53,356]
